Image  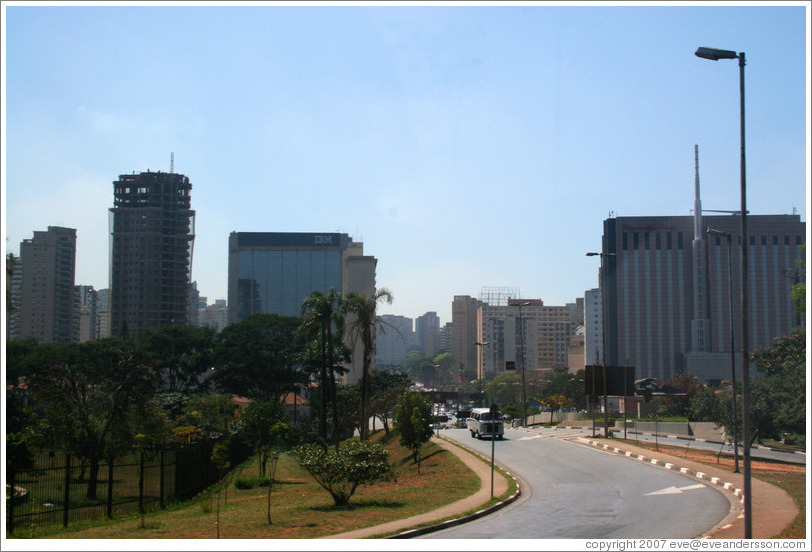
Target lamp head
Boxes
[695,46,738,61]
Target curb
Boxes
[579,437,745,504]
[387,438,522,539]
[560,427,806,456]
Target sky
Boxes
[2,1,809,326]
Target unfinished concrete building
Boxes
[109,170,195,338]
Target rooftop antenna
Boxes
[694,144,702,240]
[170,152,174,174]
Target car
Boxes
[466,407,504,440]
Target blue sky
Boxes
[3,1,809,325]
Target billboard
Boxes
[584,365,635,397]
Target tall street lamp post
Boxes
[586,251,615,438]
[474,341,489,407]
[695,45,750,538]
[707,227,740,474]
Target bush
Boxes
[234,475,272,490]
[291,441,392,507]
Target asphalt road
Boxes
[540,425,805,465]
[424,427,731,539]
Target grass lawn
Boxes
[615,438,806,539]
[16,430,481,540]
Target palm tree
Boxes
[343,288,393,441]
[300,288,345,448]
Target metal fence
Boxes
[6,443,224,536]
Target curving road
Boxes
[424,427,732,539]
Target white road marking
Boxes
[645,483,706,496]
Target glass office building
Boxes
[227,232,377,383]
[232,234,344,320]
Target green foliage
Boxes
[22,338,155,499]
[432,352,456,387]
[178,392,237,440]
[137,324,216,393]
[212,314,307,402]
[485,373,523,410]
[299,288,350,447]
[237,400,289,477]
[369,369,412,433]
[234,475,273,490]
[790,245,805,317]
[6,431,34,473]
[292,441,392,506]
[653,373,705,419]
[342,288,394,441]
[748,329,806,441]
[393,391,434,467]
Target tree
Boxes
[25,338,155,499]
[212,314,307,403]
[485,373,523,410]
[292,441,392,507]
[343,288,393,440]
[369,370,412,434]
[748,329,806,443]
[399,350,436,386]
[393,391,434,472]
[790,244,805,318]
[137,324,216,393]
[653,373,705,419]
[432,352,456,386]
[300,288,349,448]
[177,392,237,441]
[238,399,289,478]
[536,393,570,424]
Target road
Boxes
[424,427,731,539]
[537,425,805,465]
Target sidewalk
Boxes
[324,435,516,539]
[580,436,799,539]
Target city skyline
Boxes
[3,2,809,324]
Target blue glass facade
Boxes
[230,233,348,322]
[237,248,342,318]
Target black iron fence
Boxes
[6,443,226,536]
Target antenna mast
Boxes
[170,152,174,174]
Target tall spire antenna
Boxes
[170,152,174,174]
[694,144,702,239]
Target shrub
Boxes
[234,475,272,490]
[291,441,392,507]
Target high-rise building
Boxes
[109,170,195,338]
[478,299,571,378]
[227,231,377,384]
[73,285,98,342]
[7,254,23,341]
[18,226,77,343]
[451,295,483,381]
[375,314,416,368]
[199,299,229,333]
[96,288,110,339]
[416,311,440,358]
[599,213,805,383]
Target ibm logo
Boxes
[314,235,334,245]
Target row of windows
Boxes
[622,231,803,251]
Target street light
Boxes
[708,227,739,474]
[695,45,751,539]
[514,301,531,427]
[474,341,490,407]
[586,252,615,438]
